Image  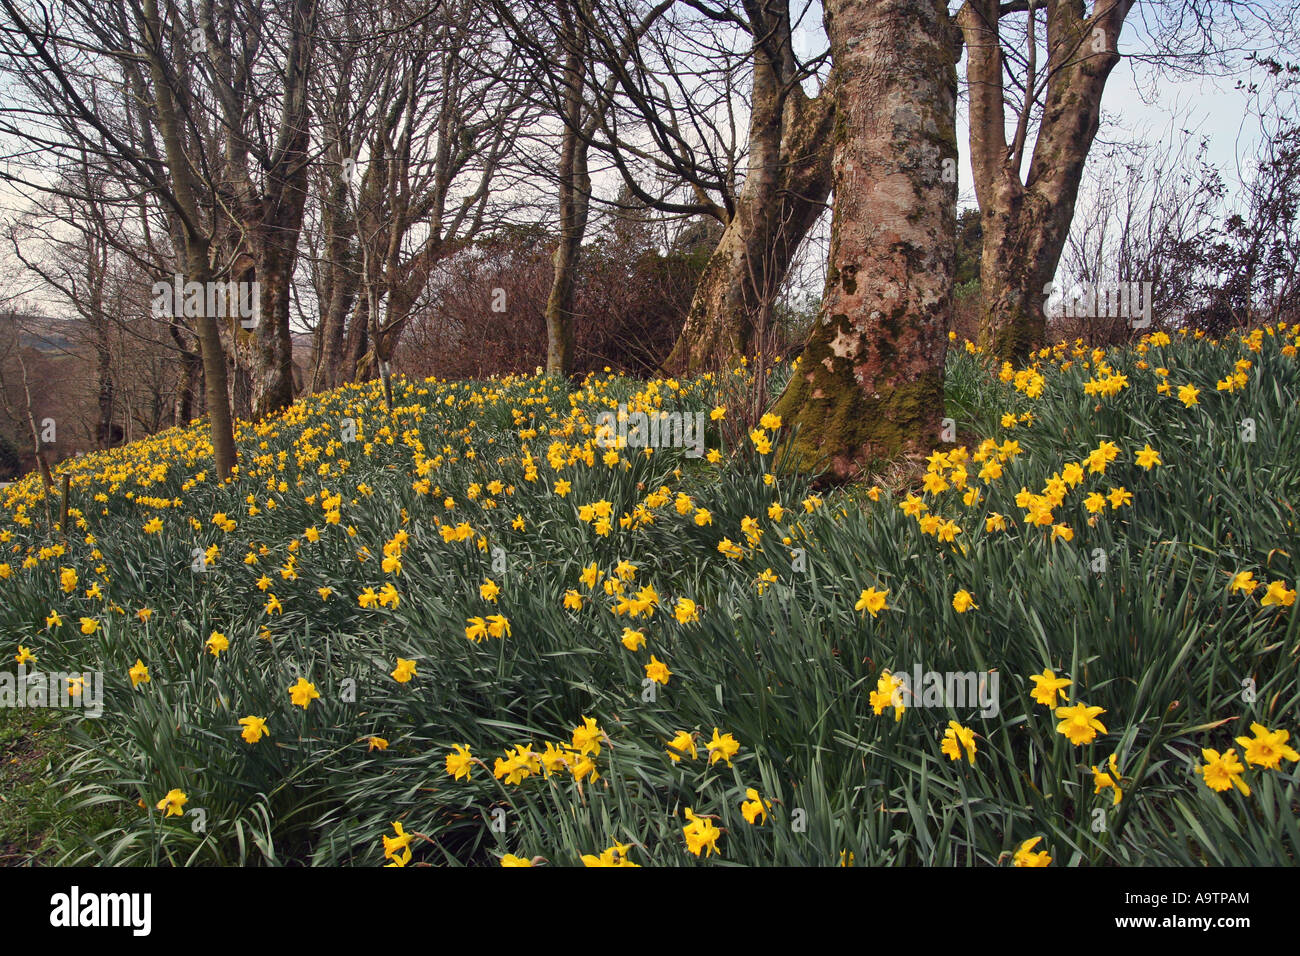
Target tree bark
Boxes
[312,169,357,393]
[208,0,315,418]
[544,22,590,379]
[959,0,1134,363]
[191,259,240,477]
[772,0,958,480]
[664,2,834,375]
[16,349,53,492]
[140,0,238,479]
[169,320,200,426]
[94,321,114,449]
[246,232,301,417]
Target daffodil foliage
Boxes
[1,327,1298,866]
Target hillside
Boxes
[1,328,1297,866]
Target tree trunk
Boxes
[213,0,313,417]
[973,207,1062,362]
[665,91,834,375]
[95,332,114,449]
[344,293,370,382]
[544,33,590,379]
[313,172,357,393]
[664,3,835,375]
[191,260,239,479]
[247,238,300,417]
[318,258,356,392]
[169,321,200,426]
[17,349,53,492]
[959,0,1134,363]
[772,0,958,480]
[139,0,238,479]
[225,153,310,419]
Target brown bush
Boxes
[396,226,707,381]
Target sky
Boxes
[0,0,1289,321]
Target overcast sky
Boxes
[1,0,1288,321]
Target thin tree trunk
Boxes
[17,349,53,492]
[94,319,114,448]
[544,31,590,379]
[191,259,239,478]
[772,0,958,479]
[169,321,200,426]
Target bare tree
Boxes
[301,0,536,401]
[955,0,1298,363]
[1060,126,1223,342]
[507,0,834,374]
[660,0,834,374]
[200,0,318,419]
[0,0,242,476]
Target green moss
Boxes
[977,292,1048,366]
[773,311,943,479]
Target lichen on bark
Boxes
[771,0,957,482]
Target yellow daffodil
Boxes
[1013,836,1051,867]
[288,677,320,709]
[1055,702,1107,746]
[1195,747,1250,796]
[156,789,188,818]
[705,727,739,766]
[445,744,474,781]
[1234,723,1299,770]
[239,716,269,744]
[855,586,888,618]
[392,658,417,683]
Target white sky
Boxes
[1,0,1286,320]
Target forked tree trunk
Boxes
[974,209,1063,362]
[139,0,238,479]
[666,99,833,375]
[214,0,314,418]
[959,0,1134,363]
[226,148,310,420]
[664,2,835,376]
[772,0,958,479]
[666,168,827,375]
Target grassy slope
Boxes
[0,329,1297,866]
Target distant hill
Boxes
[0,310,76,353]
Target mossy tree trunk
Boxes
[772,0,958,480]
[959,0,1134,364]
